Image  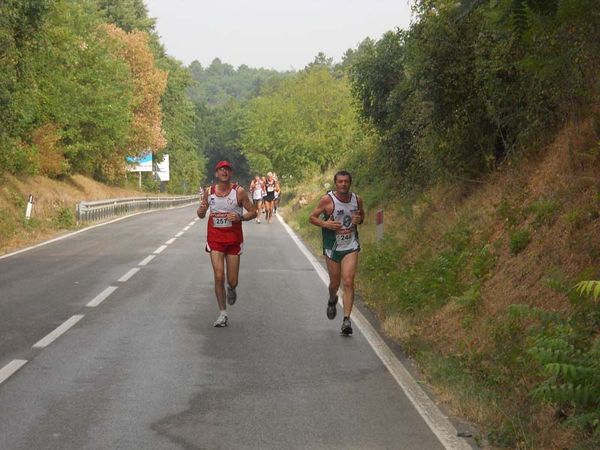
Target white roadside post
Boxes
[376,209,384,242]
[25,194,34,221]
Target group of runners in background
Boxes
[249,172,281,224]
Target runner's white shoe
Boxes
[213,314,228,327]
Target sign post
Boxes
[375,209,384,242]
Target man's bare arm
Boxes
[197,187,210,218]
[230,187,257,222]
[309,196,340,231]
[351,195,365,225]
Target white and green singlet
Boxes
[321,191,360,257]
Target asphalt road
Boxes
[0,205,451,449]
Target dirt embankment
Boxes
[0,174,144,255]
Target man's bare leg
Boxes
[340,251,359,318]
[325,256,341,301]
[209,251,227,311]
[225,253,240,289]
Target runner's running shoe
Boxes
[327,296,338,320]
[213,314,228,327]
[341,317,353,336]
[227,286,237,305]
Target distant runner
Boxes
[249,175,264,223]
[263,172,280,224]
[273,173,281,215]
[261,175,267,218]
[309,170,364,335]
[197,160,257,327]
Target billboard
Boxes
[156,154,170,181]
[126,153,153,172]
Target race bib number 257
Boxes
[212,213,232,228]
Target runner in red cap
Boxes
[197,160,256,327]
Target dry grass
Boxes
[0,174,145,255]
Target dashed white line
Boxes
[188,221,195,226]
[153,245,167,254]
[183,226,190,231]
[165,238,176,245]
[175,231,184,237]
[0,360,28,385]
[86,286,118,307]
[33,315,84,349]
[138,254,156,266]
[118,268,140,282]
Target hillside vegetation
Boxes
[1,0,205,191]
[283,116,599,449]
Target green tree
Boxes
[241,66,365,181]
[96,0,155,32]
[0,0,52,173]
[38,2,134,180]
[157,56,205,193]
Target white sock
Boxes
[220,310,227,316]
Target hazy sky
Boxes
[144,0,413,71]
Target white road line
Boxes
[138,254,156,266]
[277,214,471,450]
[0,360,28,385]
[0,203,197,260]
[33,315,84,349]
[188,221,195,226]
[118,268,140,282]
[153,245,167,254]
[175,231,184,237]
[165,238,176,245]
[183,226,190,231]
[86,286,118,307]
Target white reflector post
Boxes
[25,194,33,220]
[376,209,384,242]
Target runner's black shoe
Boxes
[326,296,338,320]
[227,286,237,305]
[341,317,353,336]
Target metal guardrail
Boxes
[76,195,200,223]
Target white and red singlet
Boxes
[206,183,244,252]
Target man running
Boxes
[197,160,257,327]
[273,173,281,215]
[249,175,264,223]
[309,170,364,335]
[263,172,280,224]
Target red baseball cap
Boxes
[214,160,232,171]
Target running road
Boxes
[0,205,471,449]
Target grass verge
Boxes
[279,120,600,449]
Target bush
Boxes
[54,207,75,229]
[509,229,531,254]
[529,196,561,227]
